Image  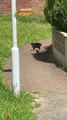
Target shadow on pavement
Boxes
[2,69,12,72]
[32,44,60,67]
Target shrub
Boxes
[44,0,67,32]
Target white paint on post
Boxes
[12,0,20,95]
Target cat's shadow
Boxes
[32,44,59,67]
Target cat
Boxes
[31,42,42,53]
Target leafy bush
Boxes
[44,0,67,32]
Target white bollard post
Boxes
[11,0,20,95]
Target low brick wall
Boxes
[0,0,45,15]
[52,26,67,68]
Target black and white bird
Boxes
[31,42,42,53]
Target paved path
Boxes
[3,39,67,120]
[3,39,67,93]
[33,92,67,120]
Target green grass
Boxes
[0,14,52,120]
[17,15,51,46]
[0,15,52,69]
[17,22,51,46]
[0,72,36,120]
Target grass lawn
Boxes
[0,14,52,120]
[0,74,36,120]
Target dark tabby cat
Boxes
[31,42,42,53]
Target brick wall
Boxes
[0,0,45,15]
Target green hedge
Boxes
[44,0,67,32]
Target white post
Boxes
[11,0,20,95]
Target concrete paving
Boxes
[33,92,67,120]
[3,39,67,93]
[3,39,67,120]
